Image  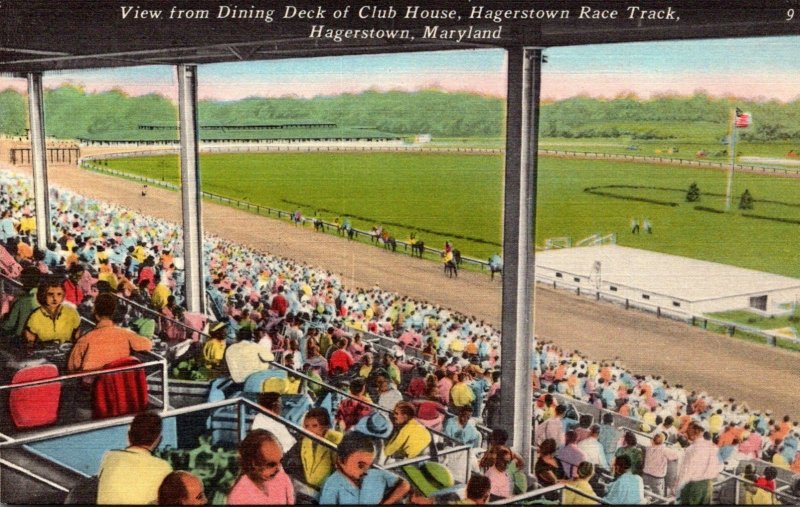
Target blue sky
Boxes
[3,35,797,101]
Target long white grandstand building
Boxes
[536,245,800,316]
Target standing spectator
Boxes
[318,432,410,504]
[674,422,722,505]
[597,414,621,465]
[578,424,610,472]
[603,455,644,504]
[96,412,172,505]
[557,430,589,478]
[642,432,681,497]
[227,429,294,505]
[535,404,567,448]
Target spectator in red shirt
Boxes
[63,263,85,306]
[329,339,355,375]
[270,286,288,316]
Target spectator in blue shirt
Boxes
[319,432,410,505]
[603,455,644,504]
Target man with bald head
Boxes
[158,471,207,505]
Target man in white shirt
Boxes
[578,424,610,471]
[642,432,681,497]
[251,392,297,454]
[674,422,721,504]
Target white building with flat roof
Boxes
[535,245,800,315]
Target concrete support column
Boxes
[27,72,51,248]
[177,64,205,313]
[499,47,542,472]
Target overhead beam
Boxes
[499,46,541,471]
[177,64,205,314]
[26,72,51,249]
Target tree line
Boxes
[0,84,797,141]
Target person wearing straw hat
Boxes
[402,461,461,504]
[202,321,227,371]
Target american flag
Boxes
[735,108,751,128]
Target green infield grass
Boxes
[102,151,800,277]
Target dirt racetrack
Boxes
[6,161,799,419]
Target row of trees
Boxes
[0,84,798,141]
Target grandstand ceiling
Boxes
[0,0,795,73]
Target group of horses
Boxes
[307,217,502,279]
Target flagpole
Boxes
[725,108,737,211]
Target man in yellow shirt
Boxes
[385,401,432,460]
[96,412,172,504]
[450,373,476,411]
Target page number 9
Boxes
[788,9,795,20]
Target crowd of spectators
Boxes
[0,169,798,504]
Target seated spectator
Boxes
[201,322,227,371]
[375,373,403,412]
[533,438,564,500]
[0,265,40,345]
[385,401,432,460]
[286,408,343,489]
[462,474,491,504]
[403,461,457,503]
[318,432,410,504]
[335,377,373,431]
[329,339,355,374]
[614,431,644,476]
[157,471,207,505]
[225,327,274,383]
[251,392,297,454]
[742,465,779,505]
[228,429,294,504]
[563,462,600,505]
[603,455,644,504]
[96,412,172,505]
[63,263,85,306]
[24,277,81,346]
[443,406,481,448]
[67,293,153,372]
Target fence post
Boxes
[625,299,629,309]
[576,287,580,296]
[657,307,661,318]
[767,335,776,347]
[728,326,735,337]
